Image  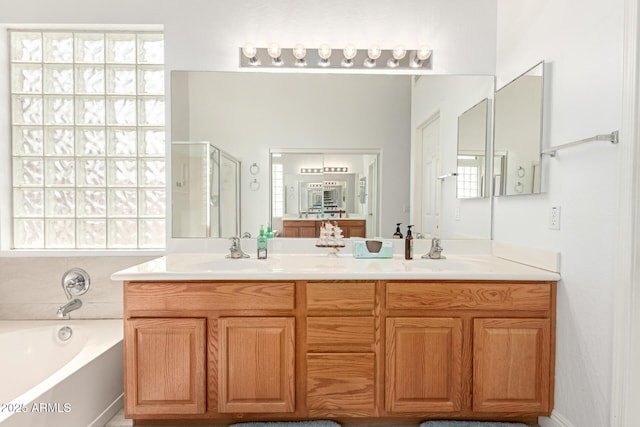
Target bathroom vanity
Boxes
[112,253,558,425]
[282,218,366,238]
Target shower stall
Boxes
[171,141,241,238]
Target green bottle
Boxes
[257,225,268,259]
[266,224,273,239]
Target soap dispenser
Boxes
[393,223,403,239]
[405,225,414,260]
[257,225,268,259]
[266,224,273,239]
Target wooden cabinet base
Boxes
[123,279,555,425]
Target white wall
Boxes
[411,75,494,239]
[495,0,623,426]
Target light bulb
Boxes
[242,43,259,65]
[416,44,431,61]
[267,43,281,59]
[318,43,332,67]
[387,45,406,68]
[293,44,306,59]
[342,43,357,67]
[368,45,381,60]
[392,45,406,60]
[343,44,357,60]
[318,44,332,59]
[242,43,257,59]
[292,43,307,67]
[267,43,282,66]
[364,44,381,68]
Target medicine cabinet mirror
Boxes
[493,61,544,196]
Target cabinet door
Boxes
[385,317,463,413]
[307,353,376,417]
[473,318,551,414]
[218,317,295,413]
[125,318,206,415]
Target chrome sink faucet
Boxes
[422,237,446,259]
[227,237,250,259]
[57,298,82,318]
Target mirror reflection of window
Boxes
[271,162,284,218]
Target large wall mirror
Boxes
[171,71,494,239]
[493,61,544,196]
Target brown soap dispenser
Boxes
[405,225,414,260]
[393,223,403,239]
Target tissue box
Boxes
[352,240,393,258]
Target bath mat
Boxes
[229,421,341,427]
[419,421,529,427]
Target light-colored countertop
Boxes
[111,253,560,282]
[283,216,365,221]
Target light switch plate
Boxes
[549,206,561,230]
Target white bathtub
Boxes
[0,319,124,427]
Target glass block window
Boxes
[456,164,480,199]
[272,163,284,218]
[10,30,166,249]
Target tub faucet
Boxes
[422,237,446,259]
[226,237,250,259]
[57,298,82,318]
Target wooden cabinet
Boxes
[124,318,206,415]
[385,280,555,420]
[122,279,555,424]
[282,219,366,238]
[336,220,366,238]
[218,317,295,413]
[385,317,463,413]
[473,318,551,413]
[282,220,319,238]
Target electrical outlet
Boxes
[549,206,561,230]
[454,207,461,221]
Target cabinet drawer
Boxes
[307,282,375,311]
[386,281,552,311]
[126,281,295,312]
[307,317,375,352]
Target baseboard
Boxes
[538,411,575,427]
[88,393,124,427]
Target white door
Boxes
[367,159,378,237]
[417,115,442,238]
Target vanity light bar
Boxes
[300,168,322,174]
[300,167,349,174]
[240,44,432,70]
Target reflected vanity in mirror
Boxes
[456,98,489,199]
[493,61,544,196]
[271,150,379,238]
[171,142,241,238]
